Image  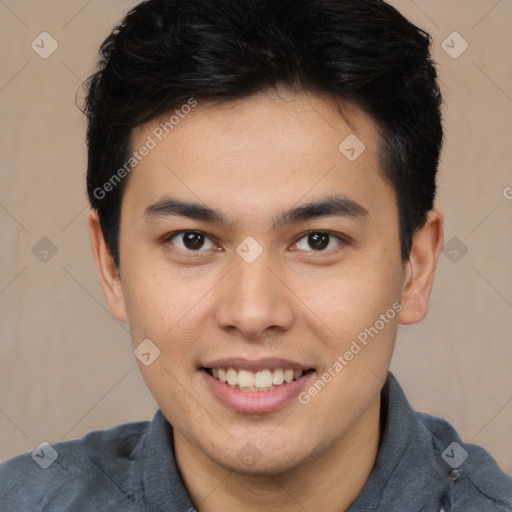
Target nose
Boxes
[213,250,295,341]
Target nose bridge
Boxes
[213,246,294,337]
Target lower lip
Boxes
[201,369,315,414]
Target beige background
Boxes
[0,0,511,475]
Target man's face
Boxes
[114,90,407,473]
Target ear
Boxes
[399,208,444,325]
[88,209,128,323]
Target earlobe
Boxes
[88,209,128,323]
[398,208,444,325]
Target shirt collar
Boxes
[346,371,416,510]
[143,409,196,511]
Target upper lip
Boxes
[202,358,314,372]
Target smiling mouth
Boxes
[203,367,315,392]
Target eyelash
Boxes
[161,229,348,254]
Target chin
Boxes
[205,436,317,477]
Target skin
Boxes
[89,88,443,511]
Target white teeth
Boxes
[209,367,308,391]
[255,370,273,388]
[238,369,255,388]
[272,369,284,385]
[226,368,238,386]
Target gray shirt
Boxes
[1,372,511,511]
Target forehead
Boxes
[136,89,378,157]
[124,89,393,223]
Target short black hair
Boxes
[85,0,443,268]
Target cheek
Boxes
[120,260,219,364]
[122,253,182,321]
[299,262,401,327]
[293,256,403,373]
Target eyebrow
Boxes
[143,194,369,229]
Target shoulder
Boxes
[416,410,512,511]
[0,419,151,511]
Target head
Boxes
[86,0,444,475]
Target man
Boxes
[1,0,511,510]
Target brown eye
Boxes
[308,232,329,250]
[167,231,215,251]
[294,231,342,252]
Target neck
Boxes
[174,395,382,512]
